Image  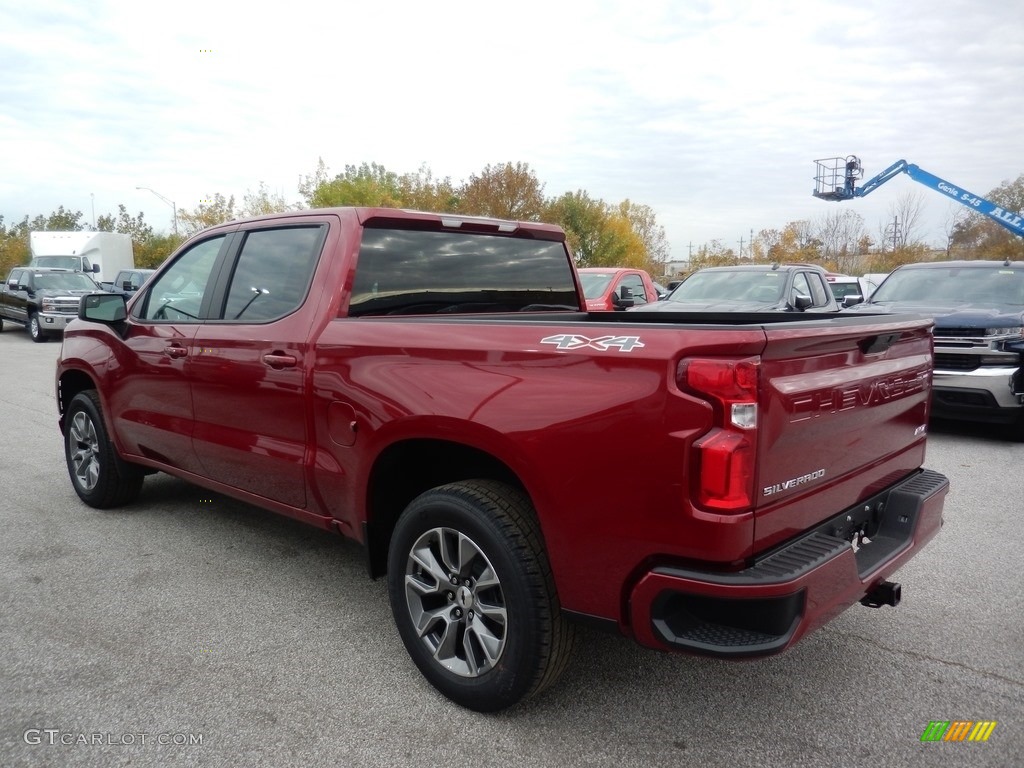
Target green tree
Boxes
[28,206,87,232]
[298,157,332,207]
[308,163,404,208]
[96,204,154,245]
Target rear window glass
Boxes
[347,228,578,316]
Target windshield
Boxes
[870,266,1024,306]
[33,256,86,270]
[32,273,98,291]
[669,270,784,303]
[578,272,614,299]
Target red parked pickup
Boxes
[577,266,661,310]
[56,208,948,712]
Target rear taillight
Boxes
[678,357,760,512]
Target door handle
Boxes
[163,345,187,359]
[263,353,298,369]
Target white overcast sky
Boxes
[2,0,1022,263]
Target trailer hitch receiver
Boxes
[860,580,901,608]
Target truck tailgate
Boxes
[753,315,933,551]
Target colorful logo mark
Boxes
[920,721,997,742]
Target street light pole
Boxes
[136,186,178,236]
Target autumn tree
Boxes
[545,191,607,266]
[177,193,237,236]
[0,215,31,276]
[242,182,299,217]
[618,200,669,267]
[457,162,545,220]
[864,243,929,275]
[948,174,1024,261]
[592,213,648,269]
[689,240,738,269]
[398,165,459,212]
[757,221,822,264]
[134,233,185,268]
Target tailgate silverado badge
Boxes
[540,334,645,352]
[763,468,826,497]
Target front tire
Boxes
[64,390,144,508]
[28,313,47,342]
[387,480,575,712]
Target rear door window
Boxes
[219,226,324,322]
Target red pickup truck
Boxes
[57,208,948,711]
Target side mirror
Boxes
[615,286,637,309]
[842,294,864,307]
[80,292,127,323]
[792,294,813,311]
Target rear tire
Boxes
[28,313,47,343]
[387,480,575,712]
[64,390,144,508]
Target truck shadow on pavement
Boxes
[928,417,1023,443]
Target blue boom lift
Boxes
[812,156,1024,238]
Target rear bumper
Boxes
[628,468,949,657]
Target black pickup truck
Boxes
[0,267,100,342]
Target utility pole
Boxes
[886,215,901,252]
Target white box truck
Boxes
[29,231,134,283]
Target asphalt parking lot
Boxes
[1,323,1022,768]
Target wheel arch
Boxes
[57,368,99,434]
[363,438,536,579]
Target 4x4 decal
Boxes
[540,334,645,352]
